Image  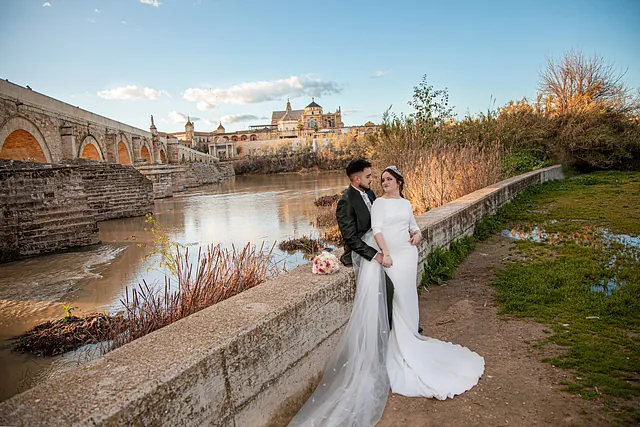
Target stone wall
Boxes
[185,161,235,187]
[0,159,155,262]
[137,162,235,198]
[137,166,174,199]
[167,142,219,164]
[0,160,100,262]
[0,166,563,425]
[64,159,154,221]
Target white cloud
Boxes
[120,21,128,25]
[167,111,199,124]
[183,74,342,105]
[196,101,218,111]
[42,2,51,7]
[140,0,162,7]
[372,70,390,78]
[87,18,96,24]
[343,109,361,114]
[94,8,100,13]
[97,85,168,100]
[219,114,261,124]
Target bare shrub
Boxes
[539,48,637,116]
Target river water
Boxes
[0,171,347,402]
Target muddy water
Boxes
[0,171,347,402]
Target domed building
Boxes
[271,98,343,133]
[167,98,376,158]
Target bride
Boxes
[289,166,484,426]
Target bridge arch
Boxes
[139,139,153,164]
[0,116,52,162]
[78,135,104,161]
[159,149,167,164]
[116,134,133,165]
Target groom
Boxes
[336,158,394,328]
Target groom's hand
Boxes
[374,253,384,264]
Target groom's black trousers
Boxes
[385,273,394,329]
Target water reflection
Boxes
[0,171,347,402]
[501,221,639,296]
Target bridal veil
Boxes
[288,231,389,427]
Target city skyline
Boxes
[1,0,639,133]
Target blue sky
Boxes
[1,0,639,133]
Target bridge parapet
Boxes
[1,81,161,166]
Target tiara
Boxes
[383,165,404,180]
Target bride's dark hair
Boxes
[381,167,405,198]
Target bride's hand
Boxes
[409,231,422,246]
[382,254,393,268]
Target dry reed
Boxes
[369,117,503,214]
[100,242,278,352]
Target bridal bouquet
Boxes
[312,252,340,275]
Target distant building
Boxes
[167,99,378,158]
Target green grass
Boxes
[423,171,640,422]
[488,170,640,422]
[421,236,475,286]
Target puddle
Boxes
[591,278,622,296]
[501,221,639,296]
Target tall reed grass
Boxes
[99,221,278,352]
[368,115,503,214]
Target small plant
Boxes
[142,214,186,275]
[421,236,475,287]
[62,304,78,321]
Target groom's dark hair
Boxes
[345,158,372,178]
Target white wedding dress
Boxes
[289,197,484,426]
[373,197,485,399]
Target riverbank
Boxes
[383,170,639,426]
[272,170,639,426]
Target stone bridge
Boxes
[0,79,217,166]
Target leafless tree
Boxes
[539,49,636,115]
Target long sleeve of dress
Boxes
[371,199,383,236]
[409,205,420,234]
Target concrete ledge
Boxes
[0,165,563,426]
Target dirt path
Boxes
[377,235,608,427]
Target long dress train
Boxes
[371,197,485,400]
[289,197,485,426]
[288,231,390,427]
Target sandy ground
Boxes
[377,235,609,427]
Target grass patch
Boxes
[421,236,475,286]
[488,170,640,421]
[314,193,341,207]
[279,236,324,254]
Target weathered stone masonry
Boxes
[0,161,99,262]
[64,159,154,221]
[0,159,154,262]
